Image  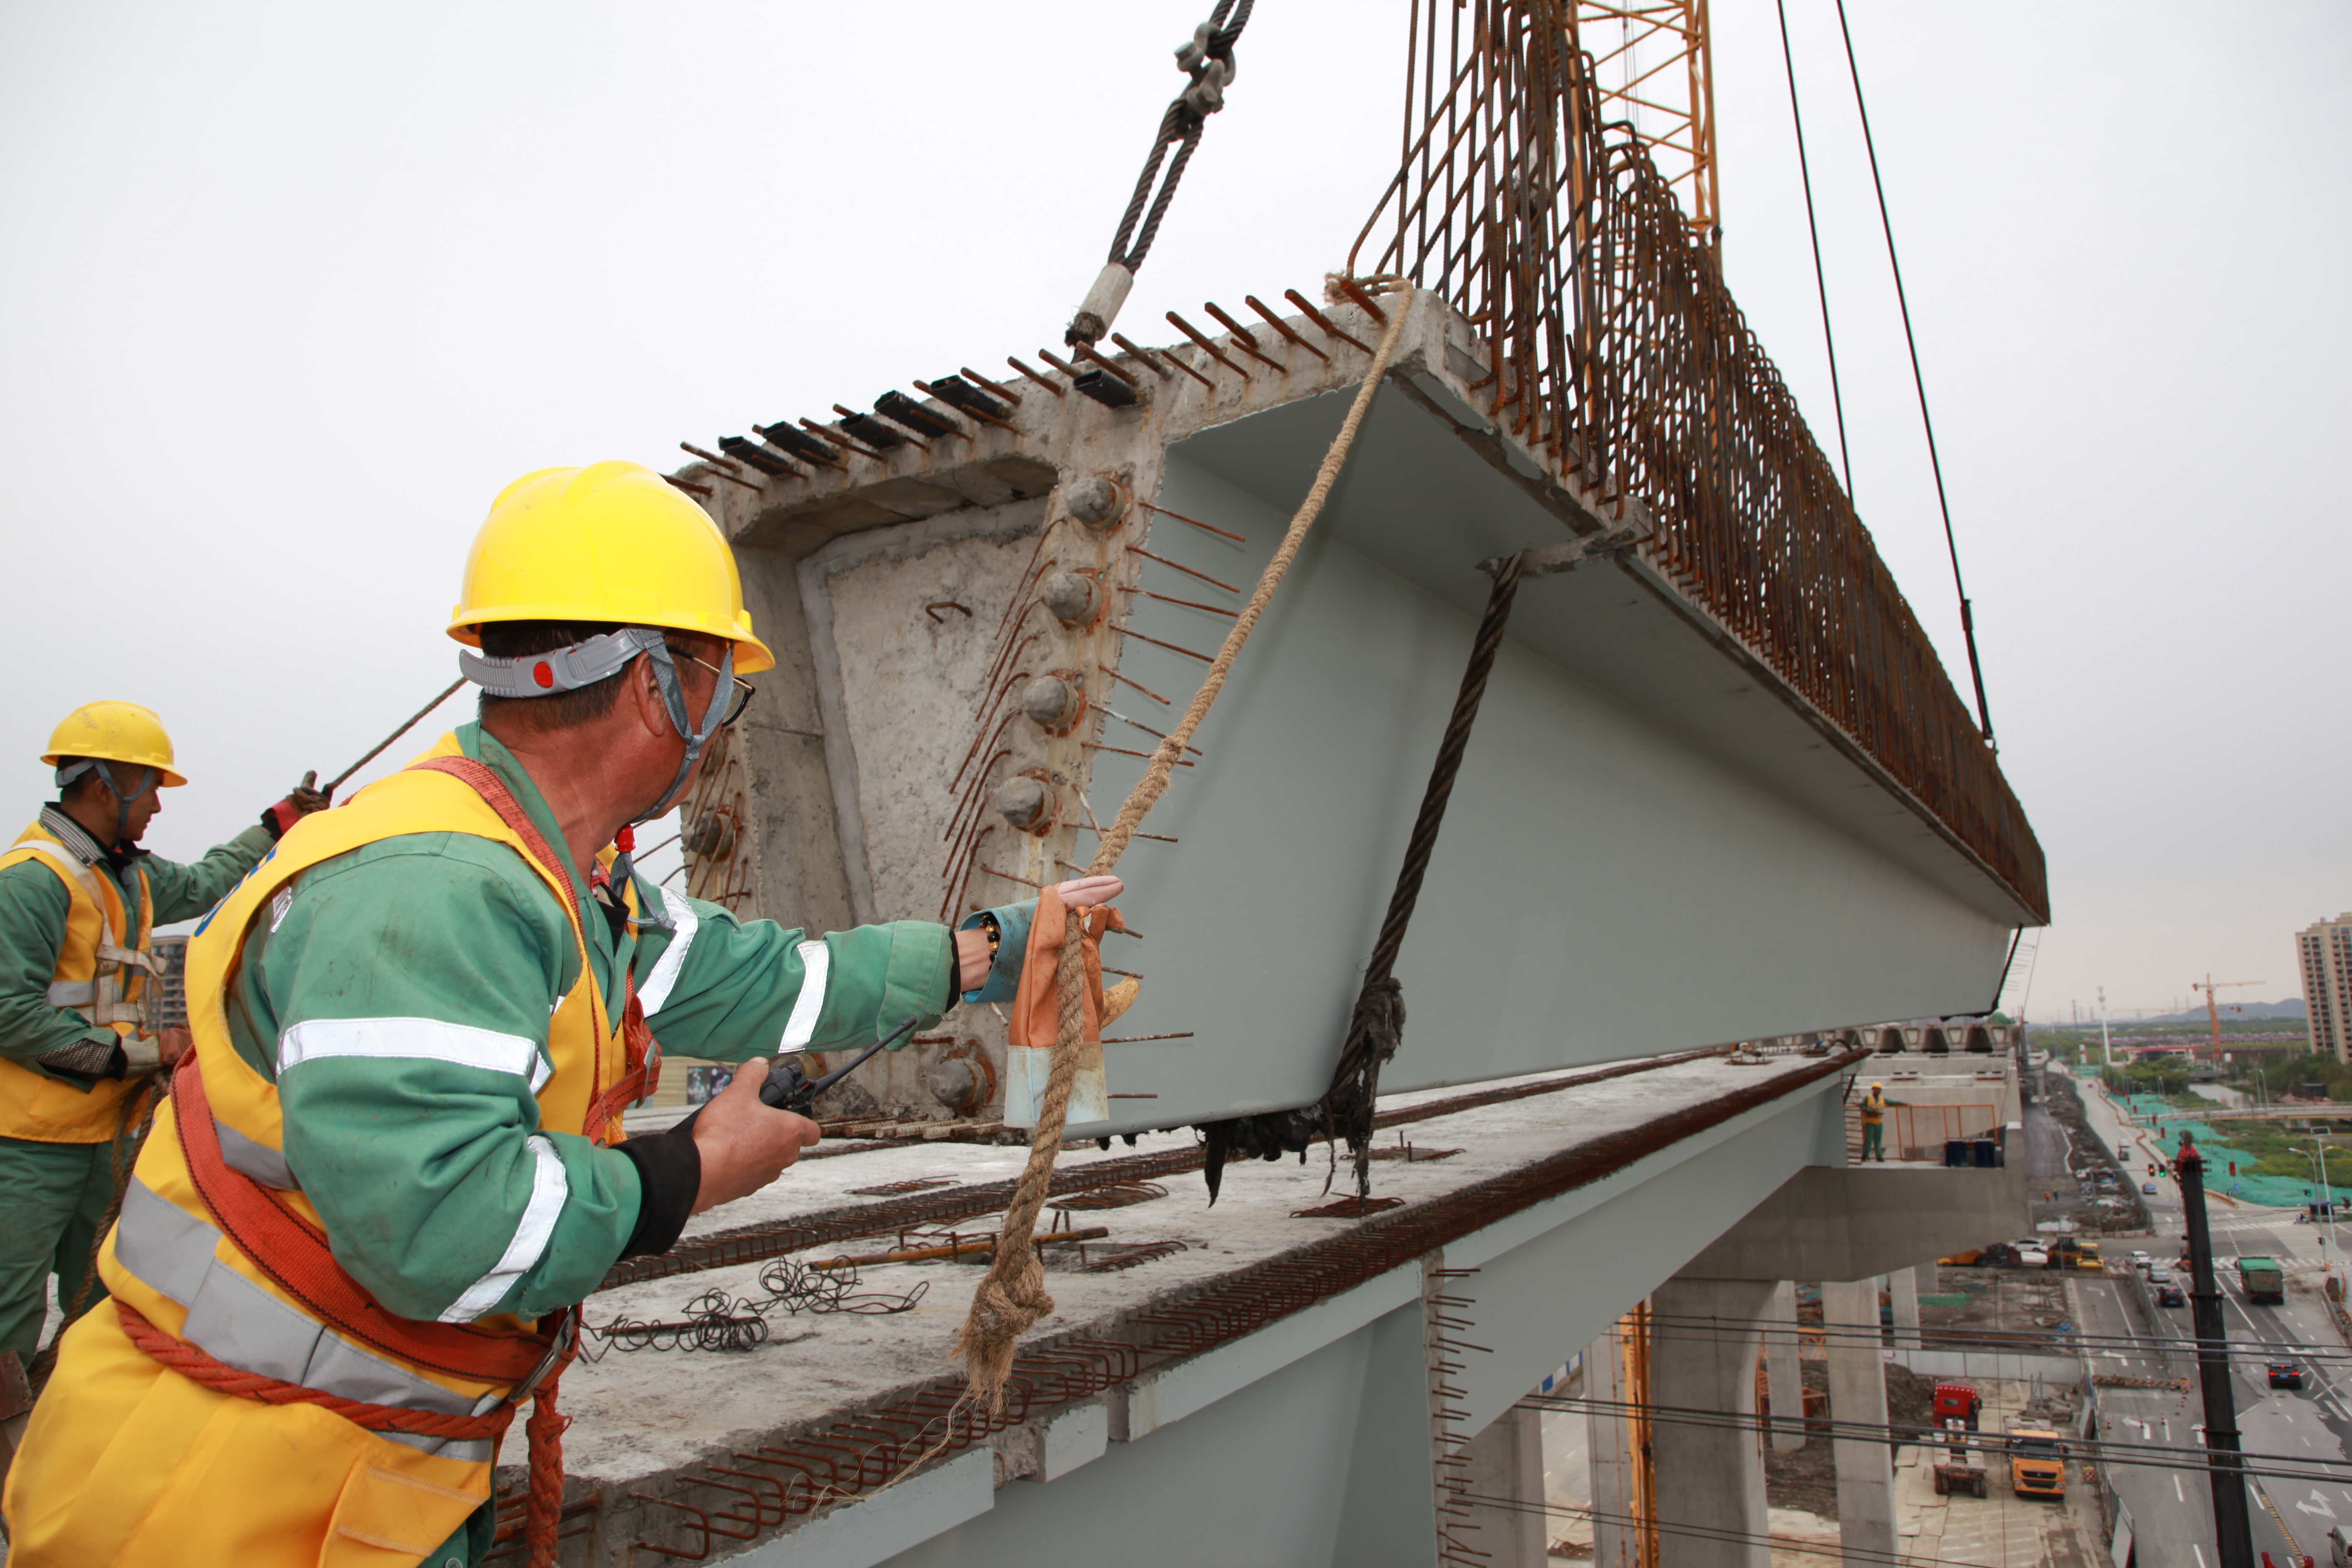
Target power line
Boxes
[1460,1492,1985,1568]
[1632,1308,2352,1368]
[1774,0,1852,498]
[1527,1390,2352,1487]
[1831,0,1994,748]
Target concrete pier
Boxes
[1460,1404,1547,1568]
[1651,1276,1776,1568]
[1889,1265,1921,1358]
[1765,1279,1806,1452]
[1822,1279,1898,1567]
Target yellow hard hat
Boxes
[447,460,775,675]
[40,701,187,787]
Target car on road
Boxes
[2130,1250,2152,1269]
[2016,1247,2049,1268]
[2146,1263,2173,1284]
[2143,1182,2159,1194]
[2269,1362,2306,1390]
[2155,1284,2185,1307]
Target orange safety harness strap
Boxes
[410,756,661,1143]
[169,1053,549,1383]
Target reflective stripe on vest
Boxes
[110,1178,496,1463]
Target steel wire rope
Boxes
[1774,0,1852,497]
[1064,0,1255,345]
[1831,0,1993,746]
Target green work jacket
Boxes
[213,725,1025,1323]
[0,809,273,1080]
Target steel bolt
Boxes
[1039,570,1101,627]
[991,776,1052,831]
[1064,475,1128,532]
[1020,674,1083,735]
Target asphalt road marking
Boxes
[2195,1543,2208,1566]
[2176,1475,2186,1502]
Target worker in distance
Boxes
[0,704,327,1406]
[4,460,1117,1567]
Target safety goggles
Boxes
[683,654,756,728]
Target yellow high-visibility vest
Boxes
[0,820,160,1142]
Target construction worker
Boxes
[1860,1081,1889,1161]
[4,461,1114,1568]
[0,703,327,1390]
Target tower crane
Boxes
[2192,975,2263,1062]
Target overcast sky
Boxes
[3,3,2344,1023]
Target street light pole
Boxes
[2099,986,2113,1070]
[2323,1138,2342,1277]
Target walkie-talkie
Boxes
[673,1015,919,1132]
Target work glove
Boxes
[260,770,334,840]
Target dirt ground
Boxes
[1919,1265,2077,1343]
[1764,1359,1937,1519]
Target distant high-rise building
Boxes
[2297,916,2352,1060]
[148,934,189,1032]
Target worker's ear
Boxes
[629,652,673,740]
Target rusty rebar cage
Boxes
[1351,0,2046,922]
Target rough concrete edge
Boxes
[795,555,879,926]
[793,499,1052,930]
[709,1446,995,1568]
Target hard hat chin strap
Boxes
[458,627,732,929]
[614,638,731,927]
[54,759,155,841]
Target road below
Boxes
[2060,1064,2352,1566]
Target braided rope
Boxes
[952,282,1416,1406]
[523,1384,573,1567]
[115,1300,514,1442]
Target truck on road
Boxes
[2238,1256,2286,1304]
[2006,1425,2068,1499]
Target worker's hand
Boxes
[260,771,334,840]
[689,1056,821,1213]
[156,1027,192,1068]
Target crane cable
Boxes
[1063,1,1256,346]
[1833,0,1995,748]
[1774,0,1852,499]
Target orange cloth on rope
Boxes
[1006,883,1124,1052]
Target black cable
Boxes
[1457,1493,2021,1568]
[1831,0,1992,745]
[1774,0,1852,499]
[1528,1390,2352,1486]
